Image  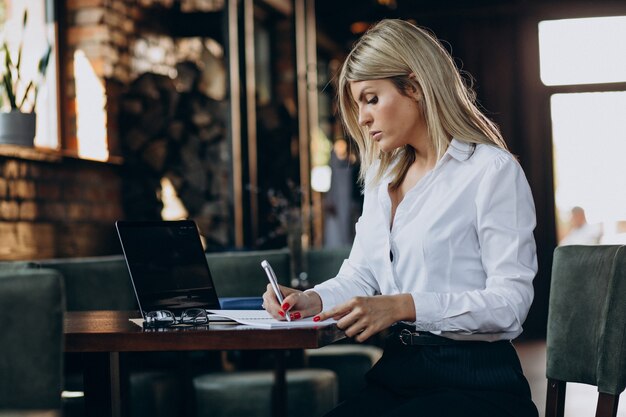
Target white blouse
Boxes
[312,139,537,341]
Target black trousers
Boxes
[325,336,538,417]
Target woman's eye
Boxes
[366,96,378,105]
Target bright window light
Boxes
[551,91,626,241]
[311,165,332,193]
[160,177,188,220]
[74,50,109,161]
[2,0,58,148]
[539,16,626,86]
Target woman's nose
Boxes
[358,109,372,127]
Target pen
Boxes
[261,260,291,321]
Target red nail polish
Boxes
[281,303,290,310]
[313,316,320,322]
[293,312,301,319]
[278,311,285,317]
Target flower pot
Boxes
[0,111,36,146]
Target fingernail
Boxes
[290,312,301,320]
[278,311,285,317]
[313,316,320,322]
[281,303,290,311]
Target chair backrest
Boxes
[0,268,65,410]
[35,255,136,311]
[206,248,292,297]
[304,246,351,287]
[546,245,626,396]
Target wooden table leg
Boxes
[83,352,128,417]
[272,350,287,417]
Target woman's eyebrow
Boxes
[351,89,365,104]
[355,88,372,103]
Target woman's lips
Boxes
[371,131,382,141]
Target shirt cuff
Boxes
[305,286,338,312]
[410,292,445,332]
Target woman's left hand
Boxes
[314,294,416,343]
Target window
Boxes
[539,16,626,245]
[1,0,59,148]
[539,16,626,86]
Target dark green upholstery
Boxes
[193,369,338,417]
[206,249,291,297]
[306,344,382,402]
[0,261,39,271]
[34,255,136,311]
[0,269,65,410]
[26,256,138,417]
[31,250,290,310]
[303,246,386,403]
[547,245,626,395]
[304,246,351,287]
[130,371,183,417]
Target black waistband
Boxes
[389,324,483,346]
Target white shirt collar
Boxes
[446,138,476,162]
[376,138,475,185]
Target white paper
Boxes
[206,310,337,329]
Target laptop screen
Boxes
[116,220,221,316]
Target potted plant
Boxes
[0,9,51,146]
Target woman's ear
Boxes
[408,74,423,101]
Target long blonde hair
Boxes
[337,19,507,189]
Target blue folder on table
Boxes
[219,297,263,310]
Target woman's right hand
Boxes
[262,285,322,321]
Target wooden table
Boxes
[64,311,344,417]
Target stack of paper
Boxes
[207,310,337,329]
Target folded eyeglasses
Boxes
[144,308,208,328]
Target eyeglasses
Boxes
[143,308,209,328]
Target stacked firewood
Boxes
[119,61,231,250]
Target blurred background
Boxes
[1,0,626,341]
[2,1,626,416]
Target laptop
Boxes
[116,220,336,329]
[115,220,222,320]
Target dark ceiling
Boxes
[314,0,525,50]
[314,0,626,52]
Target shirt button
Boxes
[389,250,394,262]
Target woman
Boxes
[262,19,538,417]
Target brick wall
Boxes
[0,0,134,261]
[0,153,123,260]
[0,0,241,260]
[65,0,137,154]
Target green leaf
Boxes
[3,42,14,70]
[15,10,28,81]
[16,42,23,73]
[38,44,52,76]
[3,72,16,109]
[19,80,34,110]
[2,42,17,109]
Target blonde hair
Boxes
[337,19,507,189]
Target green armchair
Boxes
[206,248,291,297]
[35,255,135,311]
[546,245,626,417]
[304,246,351,287]
[0,269,65,411]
